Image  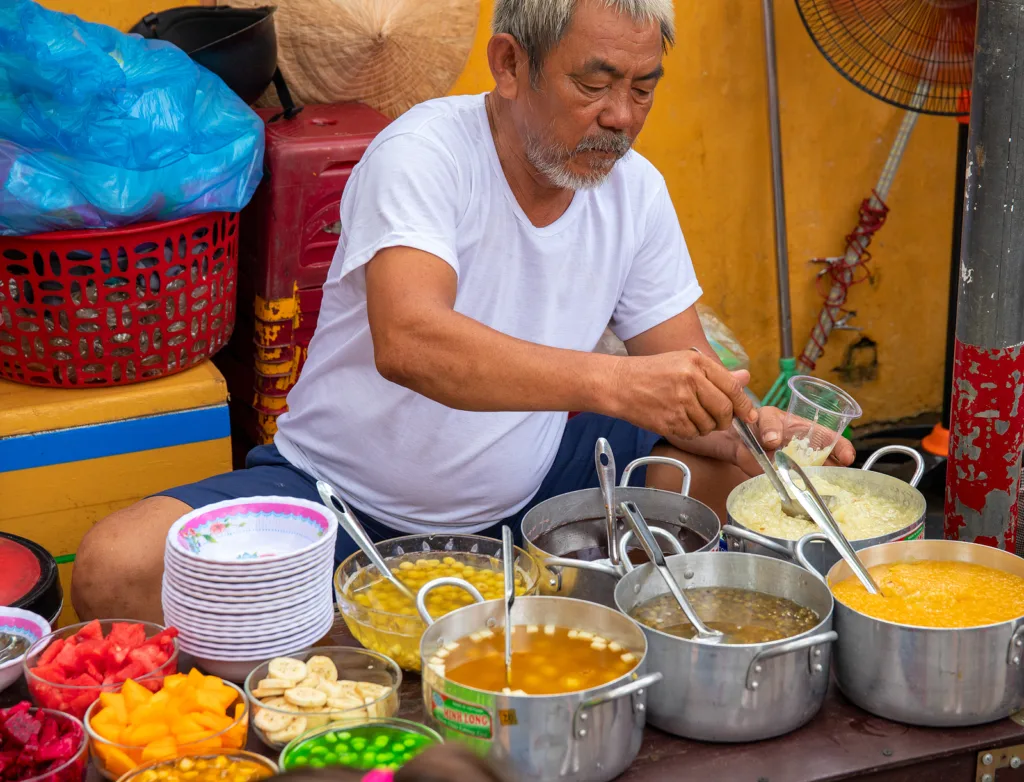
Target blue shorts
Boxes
[158,413,662,563]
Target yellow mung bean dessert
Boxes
[831,560,1024,628]
[347,556,528,618]
[428,624,639,695]
[730,476,917,542]
[131,755,272,782]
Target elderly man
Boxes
[73,0,853,622]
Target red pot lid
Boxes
[0,537,42,605]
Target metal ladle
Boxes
[774,452,880,595]
[501,525,515,688]
[619,500,723,644]
[0,633,22,665]
[316,480,417,604]
[596,438,620,567]
[732,416,835,520]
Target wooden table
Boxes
[6,614,1024,782]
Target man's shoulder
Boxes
[365,94,486,160]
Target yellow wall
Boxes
[44,0,953,423]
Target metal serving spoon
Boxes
[732,416,835,520]
[317,480,418,604]
[596,438,620,567]
[501,525,515,688]
[774,452,880,594]
[620,500,723,643]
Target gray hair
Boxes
[493,0,675,84]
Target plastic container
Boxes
[84,681,248,780]
[23,621,179,719]
[278,718,442,772]
[334,534,541,672]
[781,376,862,466]
[0,213,238,388]
[0,533,62,626]
[243,647,401,750]
[110,749,276,782]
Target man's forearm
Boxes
[376,306,624,415]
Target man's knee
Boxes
[72,496,190,621]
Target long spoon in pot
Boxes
[774,453,880,595]
[619,500,723,643]
[316,480,418,604]
[732,416,835,519]
[595,438,620,567]
[501,525,515,688]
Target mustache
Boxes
[573,132,633,157]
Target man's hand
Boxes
[731,406,856,477]
[611,349,758,441]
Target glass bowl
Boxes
[84,680,248,780]
[243,646,402,750]
[23,620,179,719]
[333,533,541,671]
[3,707,88,782]
[111,750,277,782]
[278,718,442,772]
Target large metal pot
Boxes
[522,456,721,608]
[417,581,660,782]
[723,445,926,577]
[613,550,836,742]
[809,537,1024,727]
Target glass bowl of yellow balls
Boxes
[334,534,541,671]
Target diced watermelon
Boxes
[36,638,65,667]
[127,645,166,673]
[111,661,145,683]
[29,664,66,685]
[73,620,102,643]
[108,623,146,651]
[67,673,98,689]
[52,643,78,673]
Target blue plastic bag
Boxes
[0,0,264,235]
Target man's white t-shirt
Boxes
[274,94,702,532]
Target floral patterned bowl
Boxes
[166,497,338,565]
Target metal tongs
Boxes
[732,417,835,520]
[501,525,515,687]
[774,452,880,595]
[620,500,723,644]
[317,480,417,604]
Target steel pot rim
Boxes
[420,594,651,700]
[825,538,1024,634]
[613,551,835,650]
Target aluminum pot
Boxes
[417,581,660,782]
[723,445,926,577]
[612,551,836,742]
[808,537,1024,727]
[522,456,720,608]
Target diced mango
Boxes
[99,692,128,724]
[96,745,137,777]
[90,717,123,743]
[162,673,187,690]
[170,716,204,737]
[186,669,206,688]
[150,690,171,707]
[125,722,170,746]
[122,679,153,712]
[141,737,178,763]
[193,712,232,732]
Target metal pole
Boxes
[762,0,793,360]
[942,119,971,429]
[945,0,1024,551]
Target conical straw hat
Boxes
[228,0,480,118]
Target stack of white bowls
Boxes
[161,496,338,681]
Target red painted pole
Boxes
[944,0,1024,552]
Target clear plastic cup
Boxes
[779,376,862,467]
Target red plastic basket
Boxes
[0,212,238,387]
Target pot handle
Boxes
[618,528,687,573]
[542,556,621,578]
[1008,623,1024,665]
[745,631,838,690]
[794,532,829,580]
[572,672,663,739]
[861,445,926,488]
[721,524,795,559]
[621,456,692,497]
[415,577,486,626]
